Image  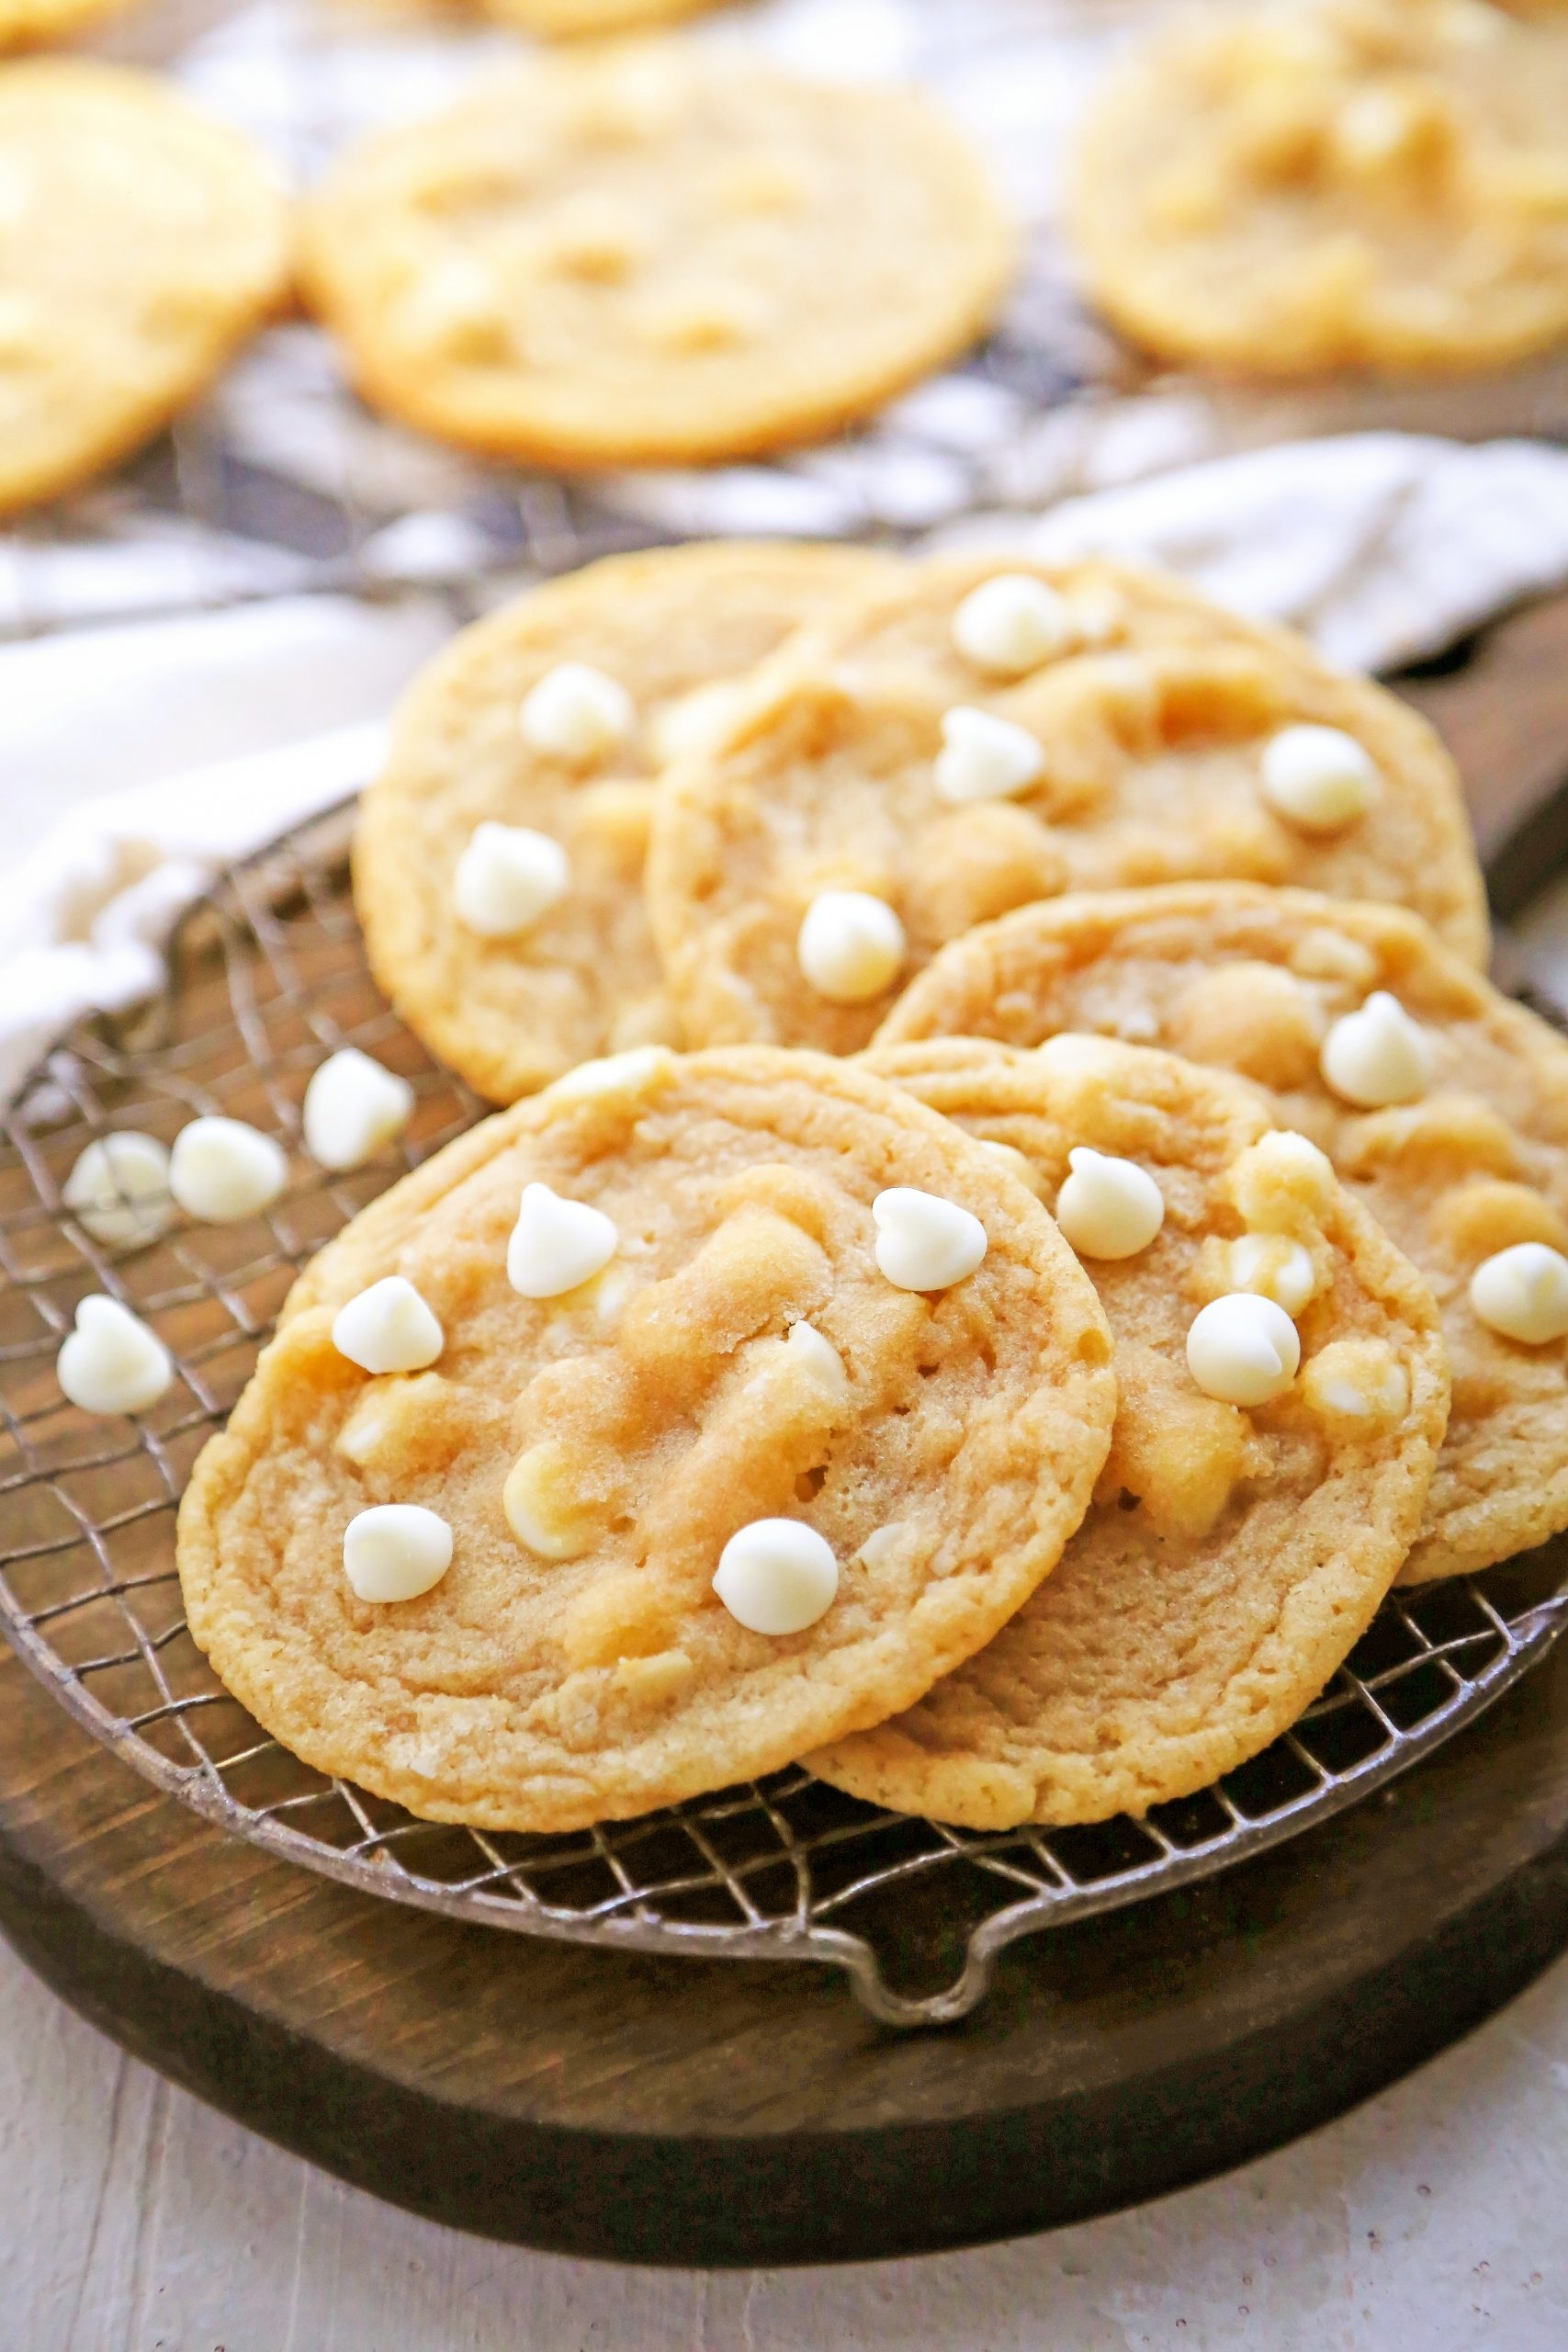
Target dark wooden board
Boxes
[4,1585,1568,2268]
[5,593,1568,2269]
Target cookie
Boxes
[0,62,291,517]
[298,43,1015,468]
[355,541,892,1104]
[483,0,722,34]
[879,880,1568,1582]
[0,0,130,44]
[644,555,1486,1058]
[810,1035,1447,1827]
[178,1046,1116,1832]
[1069,0,1568,374]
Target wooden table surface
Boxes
[6,595,1568,2348]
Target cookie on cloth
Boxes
[483,0,723,34]
[299,42,1015,468]
[644,555,1485,1058]
[809,1035,1448,1829]
[0,62,291,517]
[1069,0,1568,374]
[878,880,1568,1583]
[0,0,133,45]
[178,1046,1115,1832]
[355,540,892,1105]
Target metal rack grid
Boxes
[2,802,1564,2029]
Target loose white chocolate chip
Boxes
[453,821,570,938]
[1470,1242,1568,1344]
[1320,992,1433,1109]
[1227,1232,1317,1317]
[343,1504,453,1603]
[795,891,906,1003]
[1260,725,1379,835]
[933,707,1045,804]
[1054,1148,1165,1261]
[303,1049,414,1172]
[546,1046,678,1103]
[332,1276,445,1374]
[507,1182,617,1299]
[518,662,635,763]
[952,573,1074,677]
[1187,1294,1301,1407]
[712,1518,839,1635]
[168,1117,288,1224]
[57,1295,173,1417]
[872,1187,987,1291]
[62,1132,173,1250]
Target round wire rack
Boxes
[1,800,1565,2027]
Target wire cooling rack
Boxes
[0,803,1564,2028]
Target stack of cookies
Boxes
[172,535,1568,1841]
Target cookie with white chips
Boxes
[809,1035,1448,1829]
[355,541,892,1104]
[878,880,1568,1582]
[644,556,1485,1058]
[179,1047,1114,1831]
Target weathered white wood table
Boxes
[3,1926,1565,2350]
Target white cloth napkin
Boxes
[7,431,1568,1108]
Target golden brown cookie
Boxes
[810,1035,1448,1827]
[298,43,1015,468]
[644,555,1486,1058]
[483,0,723,34]
[0,0,130,44]
[1069,0,1568,374]
[355,540,894,1103]
[0,62,291,517]
[879,881,1568,1582]
[179,1046,1116,1832]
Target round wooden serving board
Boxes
[3,1579,1568,2268]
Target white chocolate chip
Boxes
[796,891,906,1003]
[57,1295,173,1417]
[507,1182,617,1298]
[332,1276,445,1374]
[453,821,570,938]
[1260,725,1379,835]
[872,1187,987,1291]
[1470,1242,1568,1344]
[933,707,1045,804]
[546,1046,678,1103]
[62,1133,173,1250]
[952,573,1074,676]
[343,1503,453,1602]
[1302,1340,1410,1429]
[303,1049,414,1171]
[1320,992,1433,1109]
[1054,1148,1165,1261]
[169,1117,288,1224]
[712,1518,839,1634]
[1186,1293,1301,1407]
[784,1318,849,1403]
[518,662,635,763]
[1227,1232,1317,1317]
[503,1439,599,1560]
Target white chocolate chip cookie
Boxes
[1070,0,1568,374]
[0,62,290,517]
[645,557,1485,1057]
[879,881,1568,1582]
[299,44,1015,469]
[179,1047,1115,1832]
[355,541,893,1104]
[810,1035,1447,1828]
